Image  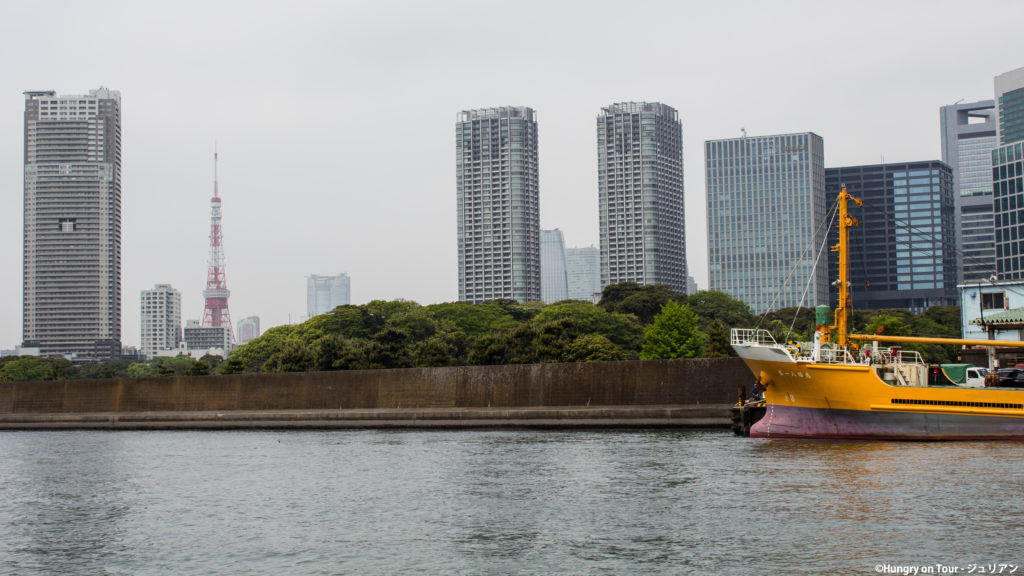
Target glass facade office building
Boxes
[566,246,601,302]
[825,162,957,311]
[456,107,540,303]
[540,229,568,303]
[705,133,826,314]
[597,102,686,294]
[996,67,1024,146]
[992,141,1024,280]
[991,68,1024,282]
[940,100,997,283]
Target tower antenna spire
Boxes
[214,142,219,199]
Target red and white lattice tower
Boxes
[201,150,235,344]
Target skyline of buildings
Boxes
[456,107,541,303]
[17,66,1024,357]
[307,273,351,317]
[22,88,122,362]
[705,132,828,315]
[597,102,688,295]
[825,161,958,311]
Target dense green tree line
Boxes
[0,354,224,382]
[0,283,966,381]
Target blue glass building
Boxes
[996,67,1024,146]
[826,162,957,311]
[992,142,1024,280]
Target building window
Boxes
[982,292,1005,310]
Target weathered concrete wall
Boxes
[0,357,750,415]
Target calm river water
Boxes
[0,429,1022,575]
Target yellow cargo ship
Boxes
[732,186,1024,439]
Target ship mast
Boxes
[831,185,861,349]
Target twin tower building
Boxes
[456,103,689,304]
[455,103,824,312]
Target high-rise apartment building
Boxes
[996,67,1024,146]
[826,162,957,311]
[566,246,601,302]
[307,273,351,317]
[991,141,1024,281]
[597,102,686,294]
[540,229,568,303]
[140,284,181,359]
[706,132,827,314]
[237,316,261,346]
[23,88,122,361]
[456,107,540,303]
[940,100,997,283]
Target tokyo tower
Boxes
[201,150,235,344]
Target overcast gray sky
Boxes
[2,0,1023,351]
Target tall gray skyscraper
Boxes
[456,107,540,303]
[540,229,568,303]
[940,100,997,283]
[566,246,601,302]
[597,102,686,294]
[140,284,181,359]
[705,132,827,314]
[23,88,122,361]
[307,273,351,317]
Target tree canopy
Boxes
[640,301,707,360]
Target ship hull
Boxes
[735,351,1024,440]
[750,403,1024,440]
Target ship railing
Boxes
[791,346,858,365]
[872,348,925,367]
[731,328,778,347]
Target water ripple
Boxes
[0,430,1022,575]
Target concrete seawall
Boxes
[0,357,751,429]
